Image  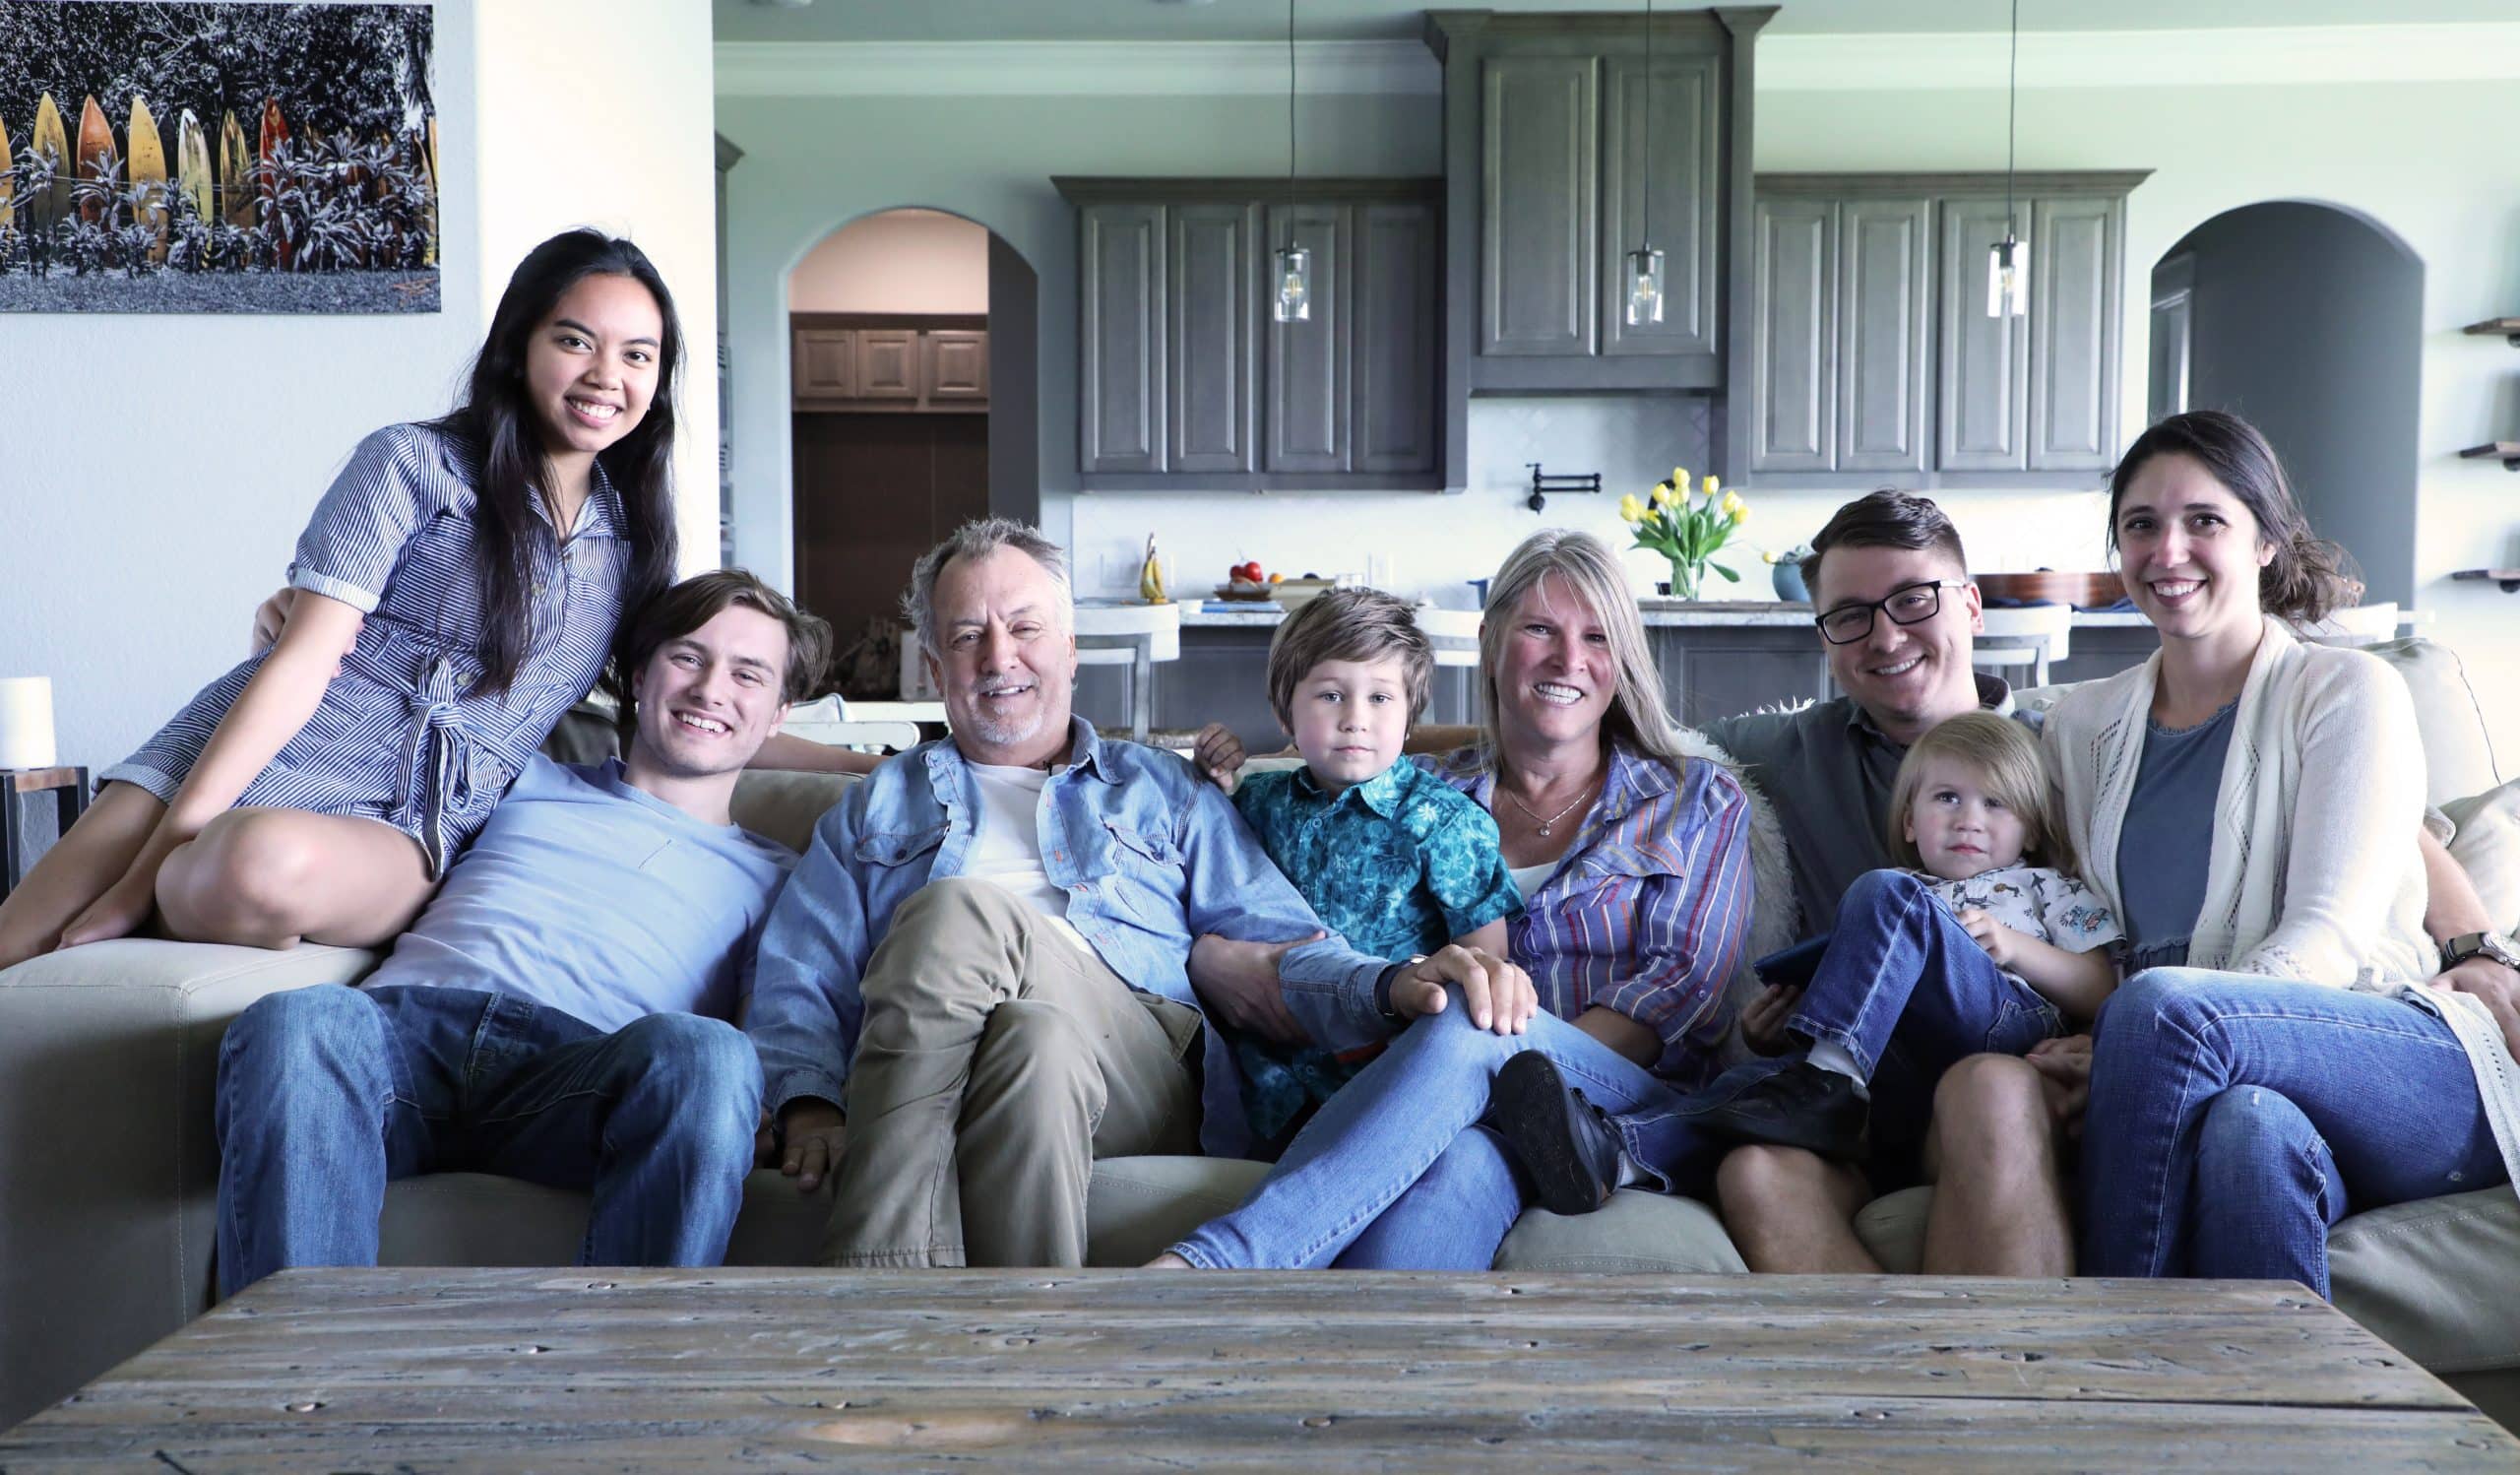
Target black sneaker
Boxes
[1698,1060,1869,1161]
[1489,1052,1623,1216]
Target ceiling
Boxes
[714,0,2520,44]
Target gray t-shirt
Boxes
[1701,673,2013,939]
[2115,700,2239,972]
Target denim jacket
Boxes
[746,718,1394,1157]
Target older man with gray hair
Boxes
[746,518,1535,1268]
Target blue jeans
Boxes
[1787,868,2066,1165]
[2079,968,2507,1295]
[1168,992,1729,1270]
[215,985,764,1297]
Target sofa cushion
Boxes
[1492,1189,1745,1273]
[2444,779,2520,935]
[377,1156,1270,1271]
[730,769,861,855]
[2366,638,2502,806]
[1850,1183,2520,1375]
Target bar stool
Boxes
[1414,608,1484,726]
[1075,602,1182,742]
[1974,604,2075,689]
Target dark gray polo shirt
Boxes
[1701,673,2013,939]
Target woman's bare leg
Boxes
[157,807,436,950]
[0,782,165,970]
[1716,1144,1881,1272]
[1918,1054,2071,1276]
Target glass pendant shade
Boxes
[1985,234,2027,319]
[1274,244,1311,323]
[1625,246,1666,327]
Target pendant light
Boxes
[1623,0,1665,327]
[1985,0,2028,318]
[1273,0,1310,323]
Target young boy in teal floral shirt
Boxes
[1226,588,1524,1155]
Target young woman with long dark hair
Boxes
[0,229,685,966]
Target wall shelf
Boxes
[2462,318,2520,347]
[2450,569,2520,593]
[2458,442,2520,470]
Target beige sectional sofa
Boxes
[3,639,2513,1433]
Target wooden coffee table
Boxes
[4,1269,2512,1470]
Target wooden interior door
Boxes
[791,413,991,696]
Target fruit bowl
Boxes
[1213,581,1275,602]
[1271,577,1340,608]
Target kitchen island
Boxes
[1089,598,2402,750]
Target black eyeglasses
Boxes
[1815,581,1967,645]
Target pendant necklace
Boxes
[1503,772,1599,838]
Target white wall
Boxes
[0,1,716,770]
[790,209,989,313]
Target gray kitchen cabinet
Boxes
[1479,53,1598,358]
[1748,194,1833,474]
[792,328,855,402]
[853,329,921,402]
[1078,201,1168,474]
[1836,195,1933,475]
[1936,194,2031,473]
[1748,171,2145,488]
[1265,200,1351,472]
[1601,45,1722,361]
[1428,9,1765,419]
[2027,193,2122,471]
[924,330,989,405]
[1353,199,1440,475]
[1059,177,1439,489]
[1168,203,1257,473]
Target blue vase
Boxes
[1772,561,1809,603]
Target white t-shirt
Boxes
[966,760,1090,953]
[1509,862,1556,903]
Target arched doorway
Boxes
[785,208,1039,697]
[2147,201,2423,607]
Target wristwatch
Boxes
[2440,931,2520,974]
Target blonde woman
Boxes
[1156,530,1757,1270]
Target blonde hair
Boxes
[1885,711,2075,874]
[1477,529,1687,769]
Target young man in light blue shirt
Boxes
[212,571,826,1295]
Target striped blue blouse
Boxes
[101,422,633,874]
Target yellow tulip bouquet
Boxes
[1619,468,1747,601]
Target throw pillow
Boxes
[2444,778,2520,935]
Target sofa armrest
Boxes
[0,939,375,1428]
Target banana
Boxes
[1138,534,1169,605]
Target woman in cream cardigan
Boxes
[2049,410,2516,1293]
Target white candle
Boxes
[0,677,58,771]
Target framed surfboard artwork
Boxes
[0,2,438,314]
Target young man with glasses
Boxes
[1686,489,2076,1278]
[1701,490,2005,936]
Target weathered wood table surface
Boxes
[4,1268,2512,1471]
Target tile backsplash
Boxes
[1069,395,2113,608]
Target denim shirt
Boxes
[746,717,1395,1158]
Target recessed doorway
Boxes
[786,208,1039,698]
[2147,201,2423,607]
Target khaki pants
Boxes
[823,877,1204,1267]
